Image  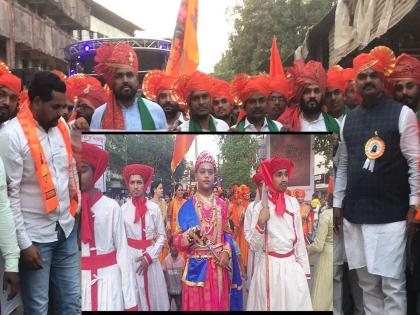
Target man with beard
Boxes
[142,70,186,130]
[0,63,21,129]
[210,79,236,127]
[172,71,229,132]
[325,66,350,123]
[90,43,167,131]
[66,74,107,126]
[279,60,339,133]
[267,77,289,121]
[230,74,283,132]
[333,46,420,315]
[390,53,420,118]
[0,71,81,314]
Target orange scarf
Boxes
[17,107,79,216]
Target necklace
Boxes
[195,193,217,237]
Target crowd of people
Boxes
[0,35,418,313]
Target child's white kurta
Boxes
[81,196,137,311]
[246,195,312,311]
[121,199,170,311]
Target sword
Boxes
[205,239,232,273]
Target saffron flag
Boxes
[269,35,286,79]
[166,0,199,76]
[171,134,196,173]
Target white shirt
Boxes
[90,97,168,131]
[232,117,283,132]
[179,115,229,132]
[0,117,80,250]
[333,105,420,208]
[300,113,327,132]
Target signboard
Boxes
[81,134,107,192]
[267,135,315,200]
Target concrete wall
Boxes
[90,15,131,38]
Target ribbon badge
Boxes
[363,131,385,172]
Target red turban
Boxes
[172,71,213,107]
[66,74,107,109]
[210,78,233,103]
[94,42,139,87]
[259,157,294,216]
[230,74,270,105]
[142,70,175,102]
[0,62,21,96]
[268,76,289,99]
[252,172,264,186]
[287,60,327,102]
[389,53,420,85]
[122,164,154,224]
[327,66,347,94]
[194,151,217,173]
[353,46,396,78]
[81,142,110,246]
[293,189,306,198]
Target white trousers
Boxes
[356,266,406,315]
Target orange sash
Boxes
[17,108,79,216]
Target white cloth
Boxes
[300,113,328,132]
[0,157,19,272]
[246,196,312,311]
[81,196,137,311]
[343,218,406,279]
[179,115,229,132]
[121,199,169,311]
[0,117,80,250]
[90,97,168,131]
[334,105,420,208]
[232,117,283,132]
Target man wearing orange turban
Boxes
[230,74,283,132]
[80,142,137,311]
[90,43,167,131]
[120,164,170,311]
[0,62,21,128]
[267,76,289,121]
[210,78,237,127]
[334,46,420,315]
[278,60,339,133]
[325,66,351,123]
[172,71,229,131]
[143,70,187,129]
[247,157,312,311]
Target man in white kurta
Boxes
[121,164,169,311]
[80,142,137,311]
[246,158,312,311]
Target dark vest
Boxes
[342,94,410,224]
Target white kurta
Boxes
[121,199,170,311]
[246,195,312,311]
[81,196,137,311]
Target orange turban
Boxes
[94,42,139,87]
[353,46,396,78]
[293,189,305,198]
[389,53,420,85]
[287,60,327,102]
[0,62,21,96]
[122,164,154,189]
[172,71,213,107]
[230,74,270,105]
[142,70,175,102]
[66,74,107,109]
[327,66,347,94]
[268,76,289,99]
[210,78,233,103]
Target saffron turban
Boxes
[259,157,294,216]
[122,164,154,190]
[230,74,270,105]
[268,76,289,99]
[94,42,139,87]
[353,46,396,77]
[286,60,327,102]
[327,66,347,94]
[172,71,213,106]
[66,74,107,109]
[210,78,233,104]
[389,53,420,85]
[194,151,217,173]
[142,70,175,102]
[0,61,21,96]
